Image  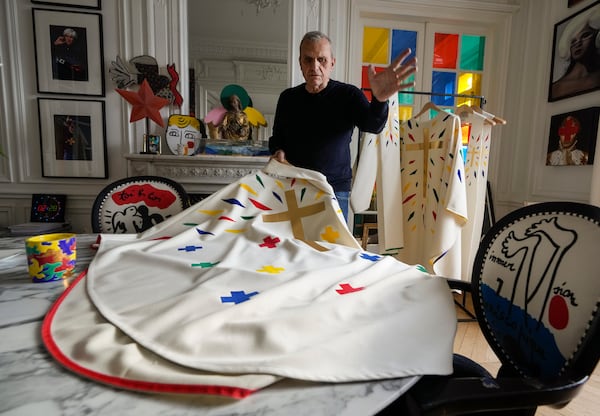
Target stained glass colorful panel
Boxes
[433,33,458,69]
[363,27,390,64]
[456,72,482,106]
[460,35,485,71]
[398,74,416,105]
[398,106,413,122]
[431,71,456,106]
[391,29,417,63]
[362,66,385,89]
[361,66,386,100]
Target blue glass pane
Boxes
[391,29,417,62]
[431,71,456,106]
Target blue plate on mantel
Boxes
[204,142,270,157]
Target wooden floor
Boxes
[454,293,600,416]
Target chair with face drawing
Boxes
[91,176,190,234]
[379,201,600,416]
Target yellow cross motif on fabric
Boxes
[466,142,477,173]
[402,127,444,198]
[257,265,285,274]
[263,189,328,251]
[321,226,340,243]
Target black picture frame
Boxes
[32,8,105,96]
[548,1,600,102]
[142,135,162,155]
[31,0,101,10]
[38,98,108,178]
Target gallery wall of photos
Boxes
[31,0,107,179]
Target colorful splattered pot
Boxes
[25,233,76,282]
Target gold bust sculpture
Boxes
[220,94,250,141]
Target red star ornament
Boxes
[116,79,170,127]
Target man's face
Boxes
[299,38,336,94]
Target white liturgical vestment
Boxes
[43,161,456,398]
[396,111,468,277]
[352,95,404,252]
[453,111,493,280]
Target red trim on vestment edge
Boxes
[41,270,256,399]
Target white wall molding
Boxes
[189,39,287,63]
[194,59,287,92]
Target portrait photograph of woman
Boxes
[549,1,600,101]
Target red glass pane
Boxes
[362,66,385,91]
[433,33,458,69]
[361,65,371,90]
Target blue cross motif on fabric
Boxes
[360,253,381,262]
[178,245,203,252]
[221,290,259,304]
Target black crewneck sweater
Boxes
[269,80,388,192]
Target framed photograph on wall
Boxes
[32,8,105,96]
[31,0,101,10]
[142,135,162,154]
[548,1,600,102]
[30,194,67,223]
[38,98,108,178]
[546,106,600,166]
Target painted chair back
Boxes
[472,201,600,383]
[91,176,190,234]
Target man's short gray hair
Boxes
[300,31,334,57]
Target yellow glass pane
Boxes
[457,72,481,106]
[363,27,390,65]
[398,106,413,122]
[457,72,481,95]
[457,97,474,107]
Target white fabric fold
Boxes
[45,160,456,394]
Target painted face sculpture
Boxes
[165,114,206,155]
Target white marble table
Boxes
[0,234,417,415]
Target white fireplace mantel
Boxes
[125,153,270,195]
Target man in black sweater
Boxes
[269,31,416,221]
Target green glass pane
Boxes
[398,74,415,105]
[460,35,485,71]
